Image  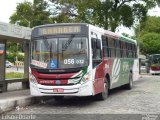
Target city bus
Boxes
[146,54,160,74]
[29,23,137,100]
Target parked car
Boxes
[140,65,146,72]
[140,61,147,73]
[6,61,13,68]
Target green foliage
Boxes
[140,33,160,55]
[135,16,160,55]
[140,16,160,35]
[7,43,17,52]
[49,0,159,31]
[6,72,24,79]
[9,0,52,28]
[6,53,24,63]
[6,53,16,63]
[6,42,24,63]
[17,54,24,61]
[10,0,160,32]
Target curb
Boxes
[0,96,52,114]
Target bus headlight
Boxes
[29,74,37,85]
[81,72,91,84]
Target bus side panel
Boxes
[106,58,134,89]
[93,61,105,95]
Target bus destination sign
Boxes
[40,26,81,35]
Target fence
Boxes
[15,61,24,67]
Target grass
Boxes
[6,72,24,79]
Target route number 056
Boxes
[64,59,74,64]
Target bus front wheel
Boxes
[95,79,109,100]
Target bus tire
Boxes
[125,73,133,90]
[54,96,64,101]
[95,78,109,100]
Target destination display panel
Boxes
[32,24,88,37]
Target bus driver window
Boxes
[91,38,102,67]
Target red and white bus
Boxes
[147,54,160,74]
[29,23,137,100]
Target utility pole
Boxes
[137,20,141,74]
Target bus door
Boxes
[91,38,104,94]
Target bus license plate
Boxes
[53,88,64,93]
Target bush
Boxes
[6,52,24,63]
[6,53,17,63]
[17,54,24,61]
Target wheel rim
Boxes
[130,74,133,87]
[103,82,108,97]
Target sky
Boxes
[0,0,160,35]
[0,0,33,23]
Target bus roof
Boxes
[88,24,136,43]
[33,23,88,29]
[149,54,160,56]
[32,23,137,43]
[119,35,137,44]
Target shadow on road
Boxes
[40,96,97,107]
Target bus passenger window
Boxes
[115,40,121,58]
[108,37,115,57]
[102,35,109,57]
[102,36,108,46]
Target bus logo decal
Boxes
[111,58,121,84]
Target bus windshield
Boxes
[150,55,160,65]
[31,36,89,69]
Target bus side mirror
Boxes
[96,39,101,49]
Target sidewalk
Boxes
[0,89,51,114]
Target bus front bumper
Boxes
[150,69,160,74]
[30,81,93,96]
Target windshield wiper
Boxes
[43,37,50,50]
[50,43,52,60]
[42,37,53,62]
[62,35,75,51]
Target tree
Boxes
[9,0,52,28]
[49,0,159,31]
[140,16,160,36]
[135,16,160,55]
[140,33,160,55]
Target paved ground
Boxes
[0,90,30,100]
[5,75,160,114]
[1,75,160,120]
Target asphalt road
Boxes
[2,75,160,120]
